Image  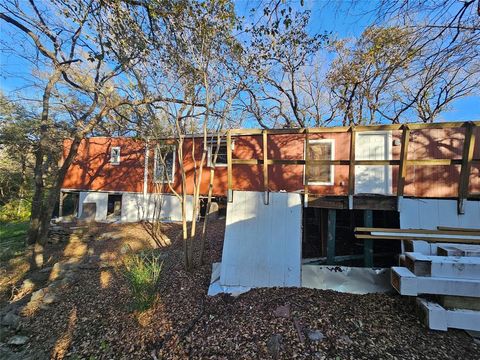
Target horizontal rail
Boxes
[355,234,480,244]
[231,158,479,166]
[355,227,480,236]
[228,121,480,136]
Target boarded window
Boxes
[154,146,175,183]
[306,139,334,185]
[110,147,121,164]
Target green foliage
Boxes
[0,221,28,261]
[0,199,31,222]
[121,247,163,311]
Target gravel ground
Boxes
[1,219,478,359]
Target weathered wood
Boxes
[304,129,310,206]
[263,130,269,204]
[308,196,348,209]
[397,125,410,197]
[353,196,398,211]
[406,252,480,280]
[327,209,336,265]
[356,234,480,245]
[355,227,480,236]
[416,298,480,331]
[437,244,480,257]
[226,131,233,202]
[438,295,480,311]
[458,123,476,213]
[363,210,373,267]
[348,127,356,201]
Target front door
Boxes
[355,131,392,195]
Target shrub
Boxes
[121,248,163,311]
[0,199,31,222]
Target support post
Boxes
[397,125,410,201]
[458,122,476,214]
[348,126,356,209]
[304,129,310,208]
[227,130,233,202]
[263,130,269,205]
[59,191,65,218]
[327,209,336,265]
[363,210,373,267]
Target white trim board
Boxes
[391,266,480,297]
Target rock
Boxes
[8,335,29,346]
[42,293,56,305]
[267,334,283,358]
[273,304,290,318]
[30,289,46,302]
[1,312,20,329]
[338,335,353,345]
[307,330,325,342]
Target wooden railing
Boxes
[226,121,480,212]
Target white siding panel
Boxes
[220,191,302,288]
[79,192,108,221]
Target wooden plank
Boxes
[458,123,476,213]
[356,234,480,245]
[263,130,269,204]
[304,129,309,206]
[391,266,480,297]
[363,210,373,267]
[327,209,336,265]
[226,130,233,201]
[437,244,480,257]
[355,227,480,236]
[416,298,480,331]
[397,125,410,197]
[308,196,348,209]
[348,127,356,200]
[405,252,480,280]
[437,226,480,233]
[353,196,398,211]
[438,295,480,311]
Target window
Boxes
[154,145,175,183]
[207,141,230,167]
[305,139,334,185]
[110,147,121,165]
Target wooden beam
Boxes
[363,210,373,267]
[397,125,410,197]
[263,130,269,204]
[355,234,480,244]
[353,196,398,211]
[348,127,356,205]
[226,130,233,202]
[327,209,336,265]
[308,196,348,209]
[458,122,476,213]
[304,129,309,206]
[355,227,480,236]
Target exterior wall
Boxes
[79,191,108,221]
[62,126,480,199]
[121,193,193,222]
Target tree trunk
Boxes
[27,69,62,245]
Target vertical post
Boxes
[263,130,269,205]
[304,129,309,208]
[458,122,476,214]
[363,210,373,267]
[348,126,356,209]
[227,130,233,202]
[327,209,336,265]
[397,125,410,201]
[59,190,64,218]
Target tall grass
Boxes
[121,248,163,311]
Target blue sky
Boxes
[1,0,479,122]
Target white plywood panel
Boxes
[121,193,193,222]
[220,191,302,288]
[79,192,108,221]
[400,198,480,230]
[406,252,480,280]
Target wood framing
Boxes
[458,122,477,213]
[397,125,410,197]
[348,126,356,207]
[263,130,269,204]
[226,130,233,202]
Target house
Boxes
[61,121,480,291]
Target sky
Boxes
[1,0,479,122]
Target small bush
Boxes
[0,199,31,222]
[121,248,163,311]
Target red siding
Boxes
[62,126,480,198]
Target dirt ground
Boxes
[0,219,479,359]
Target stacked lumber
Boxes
[355,227,480,331]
